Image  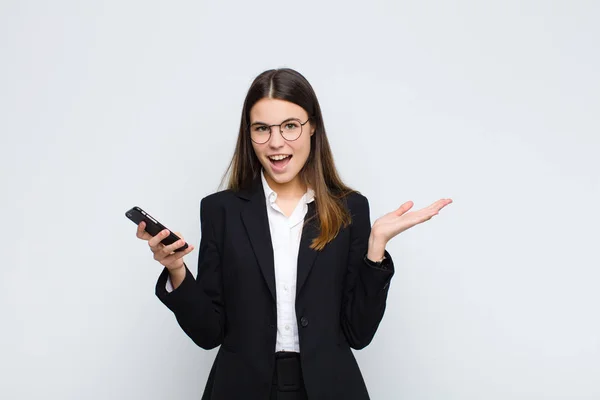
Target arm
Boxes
[341,194,395,350]
[155,197,225,350]
[341,193,453,349]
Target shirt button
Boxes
[300,317,309,327]
[285,325,290,331]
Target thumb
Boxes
[394,201,414,216]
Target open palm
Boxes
[372,198,453,243]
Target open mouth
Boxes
[268,154,292,170]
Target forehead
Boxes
[250,98,308,123]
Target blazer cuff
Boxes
[155,265,200,314]
[360,249,394,296]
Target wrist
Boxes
[168,264,187,290]
[168,262,186,273]
[367,234,387,261]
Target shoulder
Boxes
[199,189,242,212]
[341,190,369,213]
[201,189,236,205]
[197,190,242,227]
[343,190,369,209]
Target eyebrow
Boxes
[250,117,301,125]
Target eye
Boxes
[285,122,300,130]
[254,125,268,132]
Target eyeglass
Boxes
[249,117,312,144]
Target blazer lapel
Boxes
[296,201,320,296]
[240,180,277,302]
[239,176,321,302]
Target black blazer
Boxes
[155,177,395,399]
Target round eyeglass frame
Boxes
[249,117,313,144]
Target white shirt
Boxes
[166,169,315,353]
[261,170,315,353]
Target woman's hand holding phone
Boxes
[135,221,194,286]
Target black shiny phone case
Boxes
[125,206,188,252]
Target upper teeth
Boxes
[269,155,290,161]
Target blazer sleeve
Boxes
[155,196,225,350]
[341,193,395,350]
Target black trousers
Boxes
[270,352,308,400]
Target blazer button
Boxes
[300,317,309,327]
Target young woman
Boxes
[135,68,452,399]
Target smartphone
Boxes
[125,206,189,252]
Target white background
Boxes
[1,1,599,399]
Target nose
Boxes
[267,126,285,148]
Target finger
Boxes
[410,210,434,224]
[421,198,453,220]
[148,229,170,248]
[424,198,449,213]
[161,238,188,255]
[426,199,442,209]
[136,221,144,237]
[136,221,147,238]
[161,244,195,265]
[136,222,154,241]
[393,201,414,216]
[174,232,186,244]
[432,198,453,212]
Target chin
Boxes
[268,172,294,184]
[263,167,296,185]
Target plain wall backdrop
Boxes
[1,1,599,399]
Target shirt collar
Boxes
[260,169,315,205]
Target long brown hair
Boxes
[221,68,356,250]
